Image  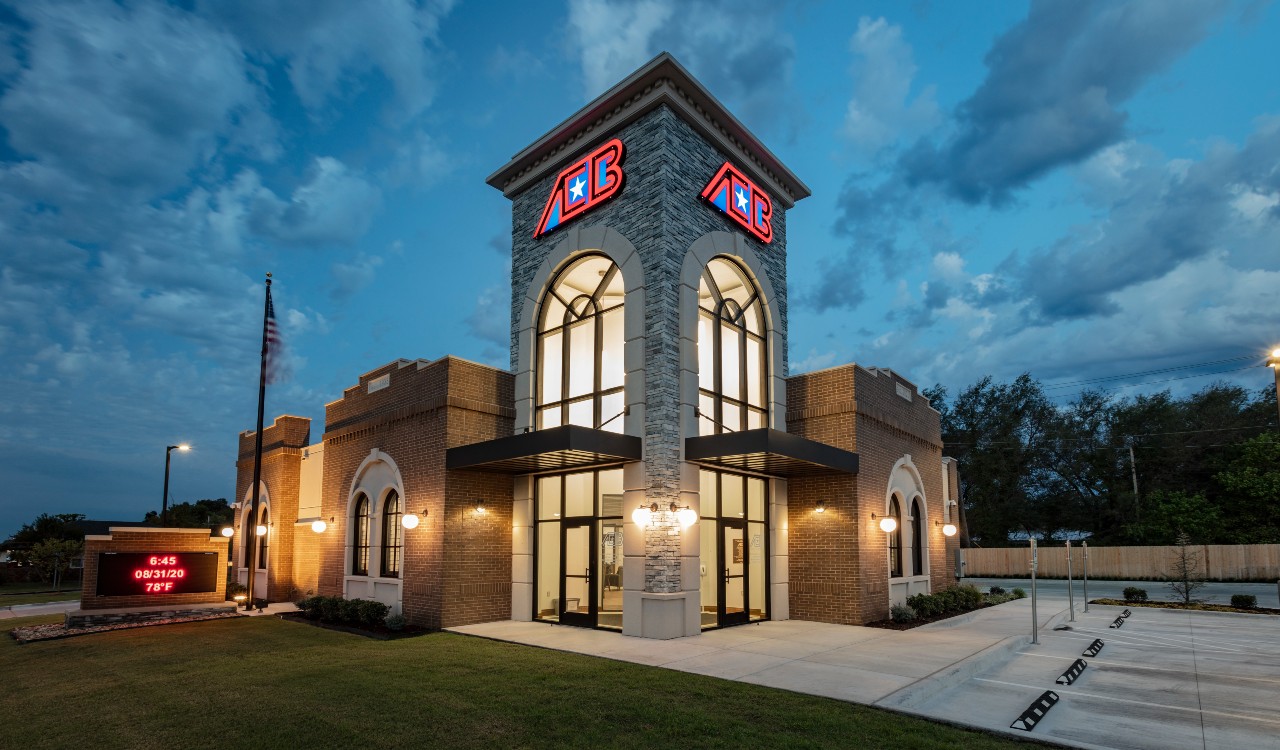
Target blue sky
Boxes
[2,0,1278,536]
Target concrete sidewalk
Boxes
[0,600,80,619]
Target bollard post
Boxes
[1030,538,1039,645]
[1066,539,1075,622]
[1083,541,1090,613]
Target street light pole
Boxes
[162,444,190,527]
[1268,348,1280,427]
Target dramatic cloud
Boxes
[843,17,939,153]
[248,157,384,247]
[567,0,798,132]
[900,0,1230,205]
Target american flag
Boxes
[265,287,283,385]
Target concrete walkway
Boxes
[452,595,1280,749]
[0,600,80,619]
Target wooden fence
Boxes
[963,544,1280,581]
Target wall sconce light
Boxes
[815,500,826,514]
[402,509,427,529]
[937,520,958,537]
[311,518,335,533]
[632,502,698,528]
[871,513,897,533]
[220,526,234,538]
[255,524,268,536]
[474,499,486,515]
[632,502,657,527]
[675,504,698,527]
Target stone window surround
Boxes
[343,449,407,598]
[236,480,269,571]
[885,456,931,590]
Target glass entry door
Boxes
[719,520,749,627]
[560,520,595,628]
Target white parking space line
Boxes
[1013,650,1280,687]
[973,677,1280,728]
[1069,626,1252,654]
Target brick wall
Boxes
[233,414,310,601]
[786,364,955,625]
[81,528,228,610]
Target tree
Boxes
[1167,532,1206,605]
[30,538,84,591]
[1126,490,1222,545]
[143,498,232,529]
[2,513,85,566]
[1215,432,1280,543]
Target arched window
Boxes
[888,496,903,578]
[697,257,767,435]
[381,490,402,578]
[537,254,625,432]
[352,494,371,576]
[256,507,269,570]
[910,497,924,576]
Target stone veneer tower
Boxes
[486,53,812,637]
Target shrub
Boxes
[1231,594,1257,609]
[338,598,362,623]
[358,599,390,627]
[906,592,940,618]
[316,595,341,622]
[957,585,983,609]
[1123,587,1148,602]
[890,603,917,623]
[1011,588,1026,599]
[294,596,312,614]
[385,614,407,632]
[989,585,1006,596]
[226,582,247,601]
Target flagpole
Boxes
[245,273,272,609]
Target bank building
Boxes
[231,53,960,639]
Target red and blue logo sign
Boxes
[534,138,625,239]
[700,162,772,244]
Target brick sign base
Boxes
[80,527,229,611]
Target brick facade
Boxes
[233,414,310,601]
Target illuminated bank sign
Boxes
[701,162,772,243]
[534,138,625,238]
[95,552,220,597]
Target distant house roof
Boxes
[68,519,154,537]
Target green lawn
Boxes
[1,614,1042,750]
[0,581,82,606]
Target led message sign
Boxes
[534,138,625,238]
[700,161,773,243]
[95,552,220,597]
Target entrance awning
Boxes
[446,424,642,474]
[684,428,859,477]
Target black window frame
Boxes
[888,496,903,578]
[352,493,371,576]
[256,508,269,571]
[910,497,924,576]
[381,490,403,578]
[698,257,768,435]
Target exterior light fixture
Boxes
[872,513,897,533]
[938,521,958,537]
[632,502,657,527]
[815,500,826,513]
[255,524,268,536]
[220,526,234,538]
[675,504,698,527]
[474,499,486,515]
[402,509,427,529]
[311,519,328,533]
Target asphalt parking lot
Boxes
[901,602,1280,749]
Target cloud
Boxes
[843,17,939,153]
[248,158,383,247]
[566,0,798,132]
[900,0,1230,205]
[384,130,451,188]
[199,0,455,122]
[465,284,510,347]
[330,253,385,303]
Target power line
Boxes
[1041,354,1260,390]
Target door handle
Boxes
[585,568,590,586]
[724,567,730,584]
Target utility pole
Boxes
[1128,442,1140,523]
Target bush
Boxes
[316,595,341,622]
[1011,587,1026,599]
[890,603,917,623]
[358,599,390,627]
[338,598,362,623]
[906,592,940,618]
[385,614,407,632]
[1123,587,1148,602]
[1231,594,1257,609]
[989,585,1006,596]
[226,582,247,601]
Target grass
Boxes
[0,581,81,606]
[0,614,1045,750]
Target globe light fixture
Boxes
[872,513,897,533]
[942,523,958,537]
[401,512,422,529]
[220,526,234,538]
[311,519,328,533]
[255,524,268,536]
[632,503,656,527]
[676,505,698,527]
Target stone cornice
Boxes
[486,52,809,209]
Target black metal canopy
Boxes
[446,424,642,474]
[684,428,859,477]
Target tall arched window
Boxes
[697,257,767,435]
[888,496,903,578]
[910,497,924,576]
[256,508,269,570]
[352,494,371,576]
[537,254,625,432]
[381,490,402,578]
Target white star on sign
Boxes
[735,186,749,212]
[570,176,586,201]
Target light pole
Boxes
[162,444,191,527]
[1268,348,1280,427]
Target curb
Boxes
[876,633,1031,710]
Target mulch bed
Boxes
[9,611,244,644]
[1090,598,1280,615]
[863,599,1017,631]
[277,611,430,640]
